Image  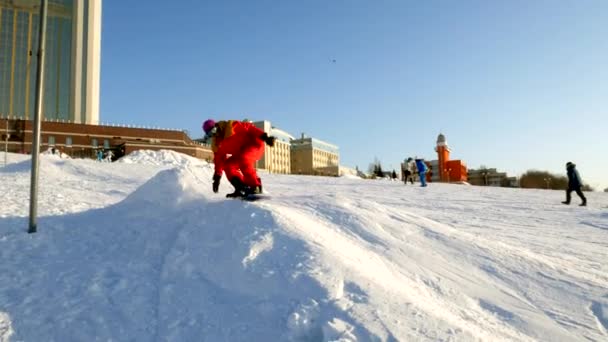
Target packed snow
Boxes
[1,150,607,341]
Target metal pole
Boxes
[28,0,48,234]
[4,118,7,166]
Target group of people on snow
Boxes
[402,157,429,187]
[402,157,588,205]
[201,118,589,206]
[96,149,114,163]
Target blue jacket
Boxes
[566,165,582,189]
[415,159,428,173]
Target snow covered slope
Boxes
[1,151,607,341]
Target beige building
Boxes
[0,0,102,124]
[195,120,341,177]
[291,133,339,176]
[468,167,517,187]
[253,120,293,174]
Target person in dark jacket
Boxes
[562,162,587,206]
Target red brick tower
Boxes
[435,133,450,182]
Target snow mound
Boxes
[340,174,362,180]
[0,154,64,174]
[42,148,71,159]
[0,158,31,173]
[0,152,30,166]
[122,167,207,207]
[1,151,608,341]
[118,149,206,168]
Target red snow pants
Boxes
[221,137,264,187]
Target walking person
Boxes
[105,150,115,163]
[562,162,587,206]
[403,157,416,185]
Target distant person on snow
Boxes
[403,157,415,185]
[415,158,428,187]
[105,150,114,163]
[202,119,276,198]
[562,162,587,206]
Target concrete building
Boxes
[0,0,102,124]
[468,167,517,187]
[338,165,359,177]
[291,133,339,176]
[253,120,293,174]
[1,117,212,160]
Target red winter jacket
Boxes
[211,120,265,176]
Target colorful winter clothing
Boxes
[204,119,275,196]
[202,119,216,134]
[415,159,428,187]
[415,159,428,173]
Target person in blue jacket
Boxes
[415,158,428,187]
[562,162,587,206]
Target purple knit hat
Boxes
[202,119,216,134]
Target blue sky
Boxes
[100,0,608,190]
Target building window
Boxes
[104,139,110,149]
[48,136,55,146]
[92,138,98,147]
[66,137,72,146]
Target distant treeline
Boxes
[520,170,593,191]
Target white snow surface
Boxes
[1,150,607,341]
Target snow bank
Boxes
[42,148,71,159]
[118,149,206,168]
[1,150,607,341]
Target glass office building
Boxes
[0,0,101,123]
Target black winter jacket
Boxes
[566,165,582,189]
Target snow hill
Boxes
[1,150,607,341]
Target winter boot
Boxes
[561,201,570,205]
[580,199,587,206]
[226,178,246,198]
[242,179,262,196]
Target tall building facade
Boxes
[0,0,101,124]
[291,133,339,176]
[253,120,293,174]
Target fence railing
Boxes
[0,114,187,133]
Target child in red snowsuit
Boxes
[203,119,276,197]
